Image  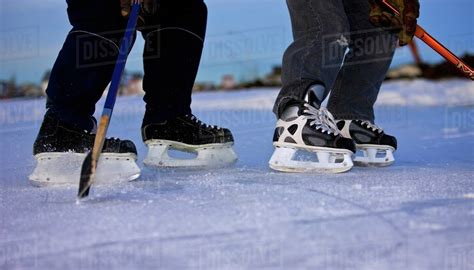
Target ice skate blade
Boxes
[144,140,238,168]
[269,143,354,173]
[353,144,395,167]
[29,152,141,187]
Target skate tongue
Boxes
[187,114,218,130]
[281,106,300,120]
[305,84,325,108]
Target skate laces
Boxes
[187,115,218,130]
[86,129,120,142]
[303,104,340,135]
[360,120,383,133]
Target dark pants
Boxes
[46,0,207,130]
[274,0,398,122]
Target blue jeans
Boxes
[274,0,398,122]
[45,0,207,130]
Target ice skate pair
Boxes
[30,111,237,186]
[269,101,397,173]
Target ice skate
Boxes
[30,113,140,186]
[269,102,355,173]
[337,120,397,167]
[142,114,237,168]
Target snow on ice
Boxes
[1,79,473,269]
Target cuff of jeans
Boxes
[273,79,324,117]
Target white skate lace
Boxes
[360,120,383,133]
[302,104,340,135]
[188,115,218,130]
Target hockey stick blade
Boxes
[78,152,94,198]
[77,3,141,200]
[77,114,109,199]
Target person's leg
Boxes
[138,1,237,168]
[327,0,397,122]
[45,0,128,131]
[140,0,207,125]
[273,0,350,117]
[31,0,141,184]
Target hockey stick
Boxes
[381,0,474,80]
[78,3,141,199]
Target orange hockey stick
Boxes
[381,0,474,80]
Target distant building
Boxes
[386,64,422,80]
[220,74,237,90]
[0,81,7,98]
[125,74,144,96]
[119,73,144,96]
[40,70,51,96]
[19,83,42,97]
[193,82,217,92]
[263,66,282,86]
[0,77,18,99]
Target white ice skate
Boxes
[29,152,140,186]
[269,103,355,173]
[337,120,397,167]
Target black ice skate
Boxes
[30,112,140,186]
[337,120,397,167]
[142,114,237,168]
[269,102,355,173]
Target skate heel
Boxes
[354,145,395,167]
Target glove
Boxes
[120,0,159,26]
[368,0,420,46]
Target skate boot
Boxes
[29,112,140,186]
[337,120,397,167]
[269,102,355,173]
[142,114,237,168]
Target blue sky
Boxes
[0,0,472,84]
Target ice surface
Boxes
[1,79,473,269]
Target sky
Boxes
[0,0,473,84]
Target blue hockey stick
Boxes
[78,3,141,199]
